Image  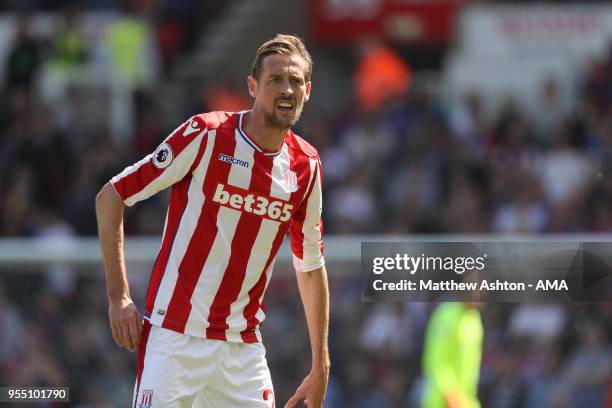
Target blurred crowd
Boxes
[315,51,612,235]
[2,271,612,407]
[1,1,612,407]
[2,12,612,238]
[0,1,228,238]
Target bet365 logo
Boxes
[212,183,293,222]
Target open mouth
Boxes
[276,101,294,112]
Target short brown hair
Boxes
[251,34,313,82]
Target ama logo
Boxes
[152,143,173,169]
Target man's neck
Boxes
[242,109,288,152]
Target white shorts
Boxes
[133,321,275,408]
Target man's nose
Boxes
[280,80,294,95]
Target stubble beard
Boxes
[264,104,303,129]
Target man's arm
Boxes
[95,116,206,352]
[95,182,142,352]
[285,265,330,408]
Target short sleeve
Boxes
[111,115,207,206]
[290,157,325,272]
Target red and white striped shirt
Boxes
[111,111,324,343]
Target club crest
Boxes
[138,389,153,408]
[282,169,298,192]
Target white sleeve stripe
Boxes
[110,115,197,188]
[110,154,153,206]
[299,157,317,208]
[293,254,325,273]
[110,154,151,185]
[296,158,324,272]
[116,131,206,206]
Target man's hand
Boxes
[284,366,329,408]
[109,297,142,352]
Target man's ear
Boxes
[247,75,257,98]
[304,81,312,103]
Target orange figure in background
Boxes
[355,41,412,111]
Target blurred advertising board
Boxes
[310,0,466,45]
[458,4,612,59]
[444,4,612,118]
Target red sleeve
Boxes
[290,157,325,272]
[111,115,208,206]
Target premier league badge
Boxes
[152,143,173,169]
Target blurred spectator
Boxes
[537,121,593,207]
[48,6,88,74]
[565,322,612,407]
[204,82,250,113]
[509,304,566,344]
[354,40,411,112]
[487,352,526,408]
[492,174,547,233]
[532,77,570,146]
[584,46,612,118]
[440,167,489,233]
[4,14,41,90]
[422,302,483,408]
[449,89,490,161]
[328,167,378,233]
[359,304,405,355]
[38,6,90,107]
[524,347,566,408]
[105,8,158,87]
[0,283,24,364]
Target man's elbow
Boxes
[296,265,324,275]
[96,182,122,214]
[95,183,110,209]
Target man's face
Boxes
[248,53,311,129]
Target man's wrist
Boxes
[108,293,131,304]
[311,358,331,374]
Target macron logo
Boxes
[183,118,204,137]
[218,154,250,168]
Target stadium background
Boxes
[1,0,612,406]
